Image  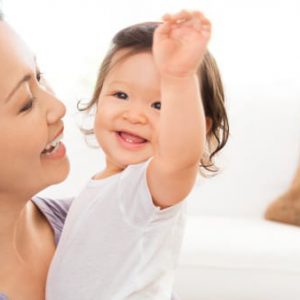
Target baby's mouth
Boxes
[117,131,147,144]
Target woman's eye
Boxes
[113,91,128,100]
[19,97,35,113]
[151,101,161,110]
[36,71,43,82]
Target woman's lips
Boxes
[41,141,66,159]
[41,127,66,159]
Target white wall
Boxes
[3,0,300,218]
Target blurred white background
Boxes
[2,0,300,218]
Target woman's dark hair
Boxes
[79,22,229,173]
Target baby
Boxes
[47,10,229,300]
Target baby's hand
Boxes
[153,10,211,78]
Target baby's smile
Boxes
[116,130,148,149]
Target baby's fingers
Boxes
[192,18,211,36]
[192,11,211,33]
[155,22,172,38]
[162,10,192,24]
[162,10,211,34]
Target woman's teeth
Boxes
[42,134,63,155]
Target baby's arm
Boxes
[148,10,211,208]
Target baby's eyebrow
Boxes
[5,74,32,103]
[108,80,127,85]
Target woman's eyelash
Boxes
[112,91,128,100]
[19,97,36,113]
[36,71,43,82]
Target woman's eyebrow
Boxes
[5,74,32,103]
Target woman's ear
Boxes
[205,117,213,135]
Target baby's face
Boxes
[94,50,161,173]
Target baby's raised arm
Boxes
[148,10,211,208]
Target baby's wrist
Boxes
[159,72,198,83]
[160,73,199,90]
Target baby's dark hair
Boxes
[0,9,4,21]
[79,22,229,173]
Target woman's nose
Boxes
[45,92,66,124]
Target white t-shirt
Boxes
[46,160,186,300]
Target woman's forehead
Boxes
[0,22,34,64]
[0,22,35,99]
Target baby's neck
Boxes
[93,167,124,180]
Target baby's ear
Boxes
[205,117,212,134]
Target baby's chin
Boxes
[120,156,152,168]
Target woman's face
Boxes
[0,22,69,198]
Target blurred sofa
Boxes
[174,83,300,300]
[175,216,300,300]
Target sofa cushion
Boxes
[265,165,300,226]
[175,216,300,300]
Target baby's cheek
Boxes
[94,112,105,131]
[93,116,108,145]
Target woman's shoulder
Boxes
[33,196,73,216]
[32,196,73,245]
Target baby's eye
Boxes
[113,91,128,100]
[151,101,161,110]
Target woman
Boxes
[0,10,71,300]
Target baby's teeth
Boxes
[126,137,133,143]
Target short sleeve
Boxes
[32,196,73,245]
[117,160,185,227]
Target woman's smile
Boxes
[41,127,66,159]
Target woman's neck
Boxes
[0,195,55,299]
[0,196,37,263]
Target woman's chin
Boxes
[45,157,70,186]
